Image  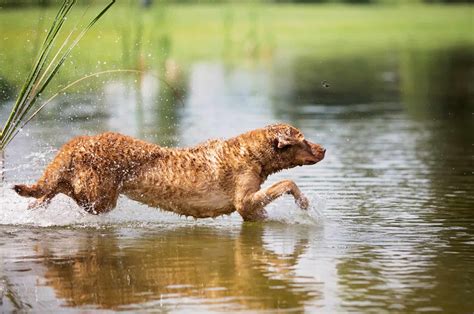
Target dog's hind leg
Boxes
[13,167,65,210]
[14,185,58,210]
[15,182,61,210]
[71,170,120,215]
[24,181,76,210]
[13,144,73,209]
[80,194,119,215]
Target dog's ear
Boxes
[276,135,299,149]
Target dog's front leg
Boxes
[235,176,309,222]
[254,180,309,209]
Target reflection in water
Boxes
[401,45,474,117]
[0,276,32,311]
[154,61,185,147]
[338,235,474,313]
[105,69,185,147]
[272,45,473,120]
[337,245,409,312]
[408,113,474,313]
[272,53,399,108]
[180,62,276,145]
[27,225,315,311]
[404,49,474,293]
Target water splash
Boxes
[0,186,324,228]
[265,193,325,225]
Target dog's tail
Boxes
[13,139,75,200]
[13,184,44,198]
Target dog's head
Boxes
[266,123,325,168]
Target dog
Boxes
[13,123,325,221]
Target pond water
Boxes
[0,46,473,312]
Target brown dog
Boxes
[14,124,325,221]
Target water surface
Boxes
[1,46,473,312]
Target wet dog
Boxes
[14,124,325,221]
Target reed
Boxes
[0,0,115,152]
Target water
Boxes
[1,49,473,312]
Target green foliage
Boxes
[0,0,115,151]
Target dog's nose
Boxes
[322,148,326,154]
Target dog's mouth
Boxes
[303,155,324,165]
[305,145,326,165]
[294,141,326,166]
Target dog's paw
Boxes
[296,195,310,210]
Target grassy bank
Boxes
[0,3,473,91]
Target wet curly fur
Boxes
[13,124,325,221]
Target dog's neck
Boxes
[259,149,294,178]
[232,131,294,179]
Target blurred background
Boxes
[1,1,472,144]
[0,1,473,312]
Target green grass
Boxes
[0,3,473,89]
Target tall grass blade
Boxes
[1,1,74,143]
[0,0,115,151]
[4,0,115,147]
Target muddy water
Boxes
[1,50,473,312]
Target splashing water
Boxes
[0,184,324,228]
[265,193,325,225]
